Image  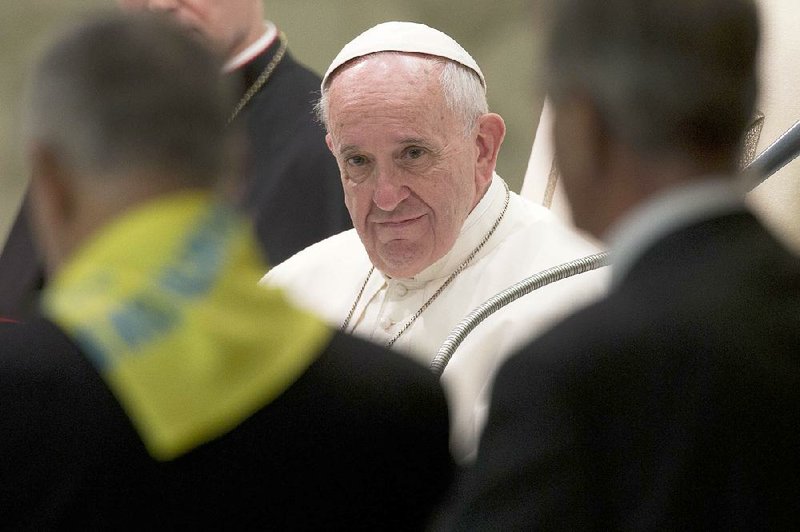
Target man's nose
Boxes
[372,166,410,211]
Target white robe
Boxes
[262,175,608,461]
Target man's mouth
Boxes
[378,214,425,228]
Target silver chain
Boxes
[340,265,375,333]
[341,182,511,348]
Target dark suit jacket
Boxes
[233,39,350,266]
[0,319,453,530]
[447,211,800,530]
[0,195,42,320]
[0,37,350,321]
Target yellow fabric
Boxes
[44,192,331,460]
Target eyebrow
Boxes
[337,138,433,156]
[398,137,430,146]
[338,145,360,156]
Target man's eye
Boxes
[346,155,367,167]
[405,147,426,159]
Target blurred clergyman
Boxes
[261,21,607,462]
[447,0,800,528]
[0,0,348,320]
[0,13,451,528]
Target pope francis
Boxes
[261,21,607,461]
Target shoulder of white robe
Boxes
[520,97,573,225]
[746,0,800,254]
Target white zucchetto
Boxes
[321,21,486,91]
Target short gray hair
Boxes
[315,53,488,136]
[24,12,237,185]
[545,0,759,159]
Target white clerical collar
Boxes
[388,173,506,285]
[606,177,747,288]
[222,21,278,73]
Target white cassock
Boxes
[520,98,573,224]
[747,0,800,254]
[262,174,608,461]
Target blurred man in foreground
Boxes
[0,0,348,320]
[447,0,800,528]
[0,13,451,528]
[262,22,607,463]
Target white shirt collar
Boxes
[383,173,507,285]
[222,21,278,73]
[606,177,747,288]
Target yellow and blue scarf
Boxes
[44,192,331,460]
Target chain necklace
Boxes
[227,32,288,125]
[341,182,511,348]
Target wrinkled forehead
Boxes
[324,60,458,143]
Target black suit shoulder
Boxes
[448,213,800,530]
[0,320,453,530]
[0,318,149,528]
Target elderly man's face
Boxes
[118,0,262,60]
[325,55,486,278]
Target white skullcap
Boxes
[321,21,486,91]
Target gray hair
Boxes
[545,0,759,159]
[24,12,237,185]
[315,53,488,136]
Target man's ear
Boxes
[551,93,615,237]
[27,143,76,274]
[29,143,76,220]
[474,113,506,187]
[552,94,609,188]
[325,133,335,155]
